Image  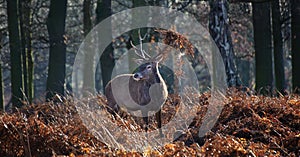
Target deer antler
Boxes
[130,30,151,61]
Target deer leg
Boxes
[142,111,149,133]
[155,109,164,137]
[107,103,120,118]
[143,116,148,133]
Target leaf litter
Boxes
[0,89,299,156]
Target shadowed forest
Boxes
[0,0,299,156]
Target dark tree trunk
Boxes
[83,0,92,36]
[291,0,300,94]
[46,0,67,100]
[81,0,94,95]
[96,0,115,93]
[272,0,286,94]
[19,0,28,98]
[7,0,24,107]
[0,61,3,111]
[0,31,4,111]
[208,0,241,87]
[19,0,34,102]
[252,2,273,95]
[27,32,34,103]
[25,0,33,103]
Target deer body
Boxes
[105,62,167,136]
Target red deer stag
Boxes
[105,38,167,137]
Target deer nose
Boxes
[133,73,142,80]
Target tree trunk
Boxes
[19,0,34,102]
[19,0,28,99]
[96,0,115,93]
[0,61,4,111]
[46,0,67,100]
[0,31,3,111]
[7,0,24,107]
[291,0,300,94]
[27,32,34,103]
[208,0,241,87]
[25,0,33,103]
[81,0,95,95]
[272,0,286,94]
[252,2,273,95]
[83,0,92,36]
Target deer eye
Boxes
[146,65,152,70]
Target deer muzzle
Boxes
[133,73,143,81]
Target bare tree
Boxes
[7,0,24,107]
[83,0,92,37]
[46,0,67,100]
[0,62,3,111]
[209,0,241,87]
[96,0,115,92]
[81,0,94,95]
[0,27,4,110]
[291,0,300,93]
[272,0,286,94]
[19,0,34,102]
[253,2,273,94]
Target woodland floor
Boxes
[0,89,299,157]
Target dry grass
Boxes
[0,89,299,156]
